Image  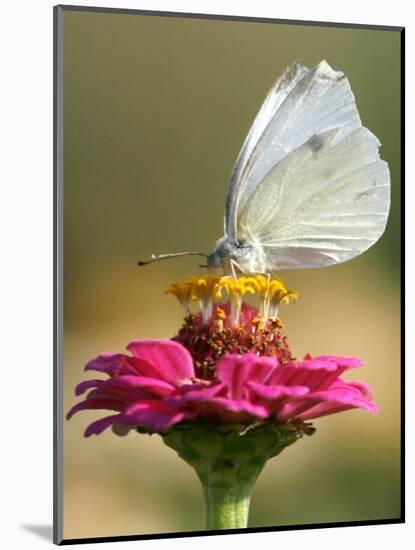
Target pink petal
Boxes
[123,400,196,431]
[75,379,104,396]
[84,414,122,437]
[315,355,363,369]
[66,397,126,420]
[346,380,374,400]
[101,375,175,397]
[271,360,346,392]
[126,340,195,385]
[276,386,378,422]
[85,384,151,403]
[216,354,276,400]
[294,359,338,371]
[275,397,323,422]
[247,381,309,400]
[84,353,127,376]
[84,354,142,377]
[177,381,214,394]
[165,383,267,421]
[208,397,269,418]
[296,399,378,421]
[310,386,370,402]
[166,382,225,406]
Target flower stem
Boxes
[161,423,300,531]
[202,481,253,529]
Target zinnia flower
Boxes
[67,276,377,437]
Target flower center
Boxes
[166,275,297,379]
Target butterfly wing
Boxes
[225,60,390,270]
[238,127,390,269]
[225,61,309,236]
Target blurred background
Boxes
[62,10,401,540]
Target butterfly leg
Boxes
[229,259,244,279]
[249,270,271,285]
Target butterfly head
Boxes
[207,237,266,275]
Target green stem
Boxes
[202,482,253,530]
[161,423,301,531]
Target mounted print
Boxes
[54,5,404,545]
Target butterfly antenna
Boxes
[137,251,208,266]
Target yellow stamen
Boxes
[166,274,298,324]
[251,276,298,319]
[214,307,226,331]
[165,281,195,314]
[215,307,226,320]
[219,277,256,326]
[219,276,257,298]
[268,284,298,318]
[186,275,223,324]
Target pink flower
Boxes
[67,339,377,437]
[68,275,378,437]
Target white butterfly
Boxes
[139,60,390,276]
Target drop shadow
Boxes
[21,524,54,542]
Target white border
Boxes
[1,1,411,549]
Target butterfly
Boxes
[139,60,390,276]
